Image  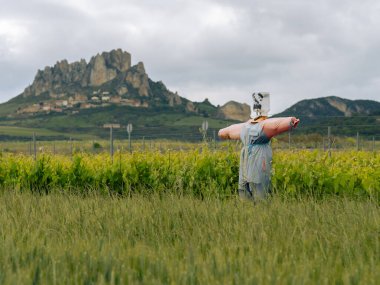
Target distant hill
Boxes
[274,96,380,136]
[277,96,380,117]
[0,49,250,140]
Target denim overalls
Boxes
[239,122,272,200]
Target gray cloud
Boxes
[0,0,379,114]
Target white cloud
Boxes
[0,20,29,56]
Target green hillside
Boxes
[274,96,380,137]
[0,104,235,141]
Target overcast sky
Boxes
[1,0,380,114]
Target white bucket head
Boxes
[251,92,270,118]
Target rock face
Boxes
[125,62,150,97]
[23,49,132,96]
[89,55,117,86]
[88,49,131,86]
[10,48,251,122]
[217,101,251,121]
[18,49,189,111]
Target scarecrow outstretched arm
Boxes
[218,122,247,140]
[262,117,300,138]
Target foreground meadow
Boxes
[0,192,378,284]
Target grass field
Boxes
[0,125,97,140]
[0,192,378,284]
[0,150,377,199]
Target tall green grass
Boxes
[0,192,378,284]
[0,149,378,198]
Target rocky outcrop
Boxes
[168,92,182,107]
[10,48,261,124]
[88,49,131,86]
[117,86,128,96]
[20,48,182,103]
[89,55,117,86]
[326,97,353,116]
[23,49,132,96]
[186,101,196,112]
[326,97,372,116]
[217,101,251,121]
[125,62,150,97]
[13,49,191,117]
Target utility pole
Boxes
[328,126,331,157]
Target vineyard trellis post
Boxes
[372,136,375,152]
[168,148,171,183]
[213,130,216,150]
[328,126,331,157]
[118,145,122,176]
[104,124,121,162]
[356,132,360,151]
[110,126,114,162]
[201,120,208,142]
[127,123,133,153]
[70,137,73,159]
[33,132,36,161]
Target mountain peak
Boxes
[0,49,191,118]
[22,49,132,97]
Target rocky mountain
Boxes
[3,49,188,116]
[0,49,250,140]
[23,49,132,96]
[0,49,249,123]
